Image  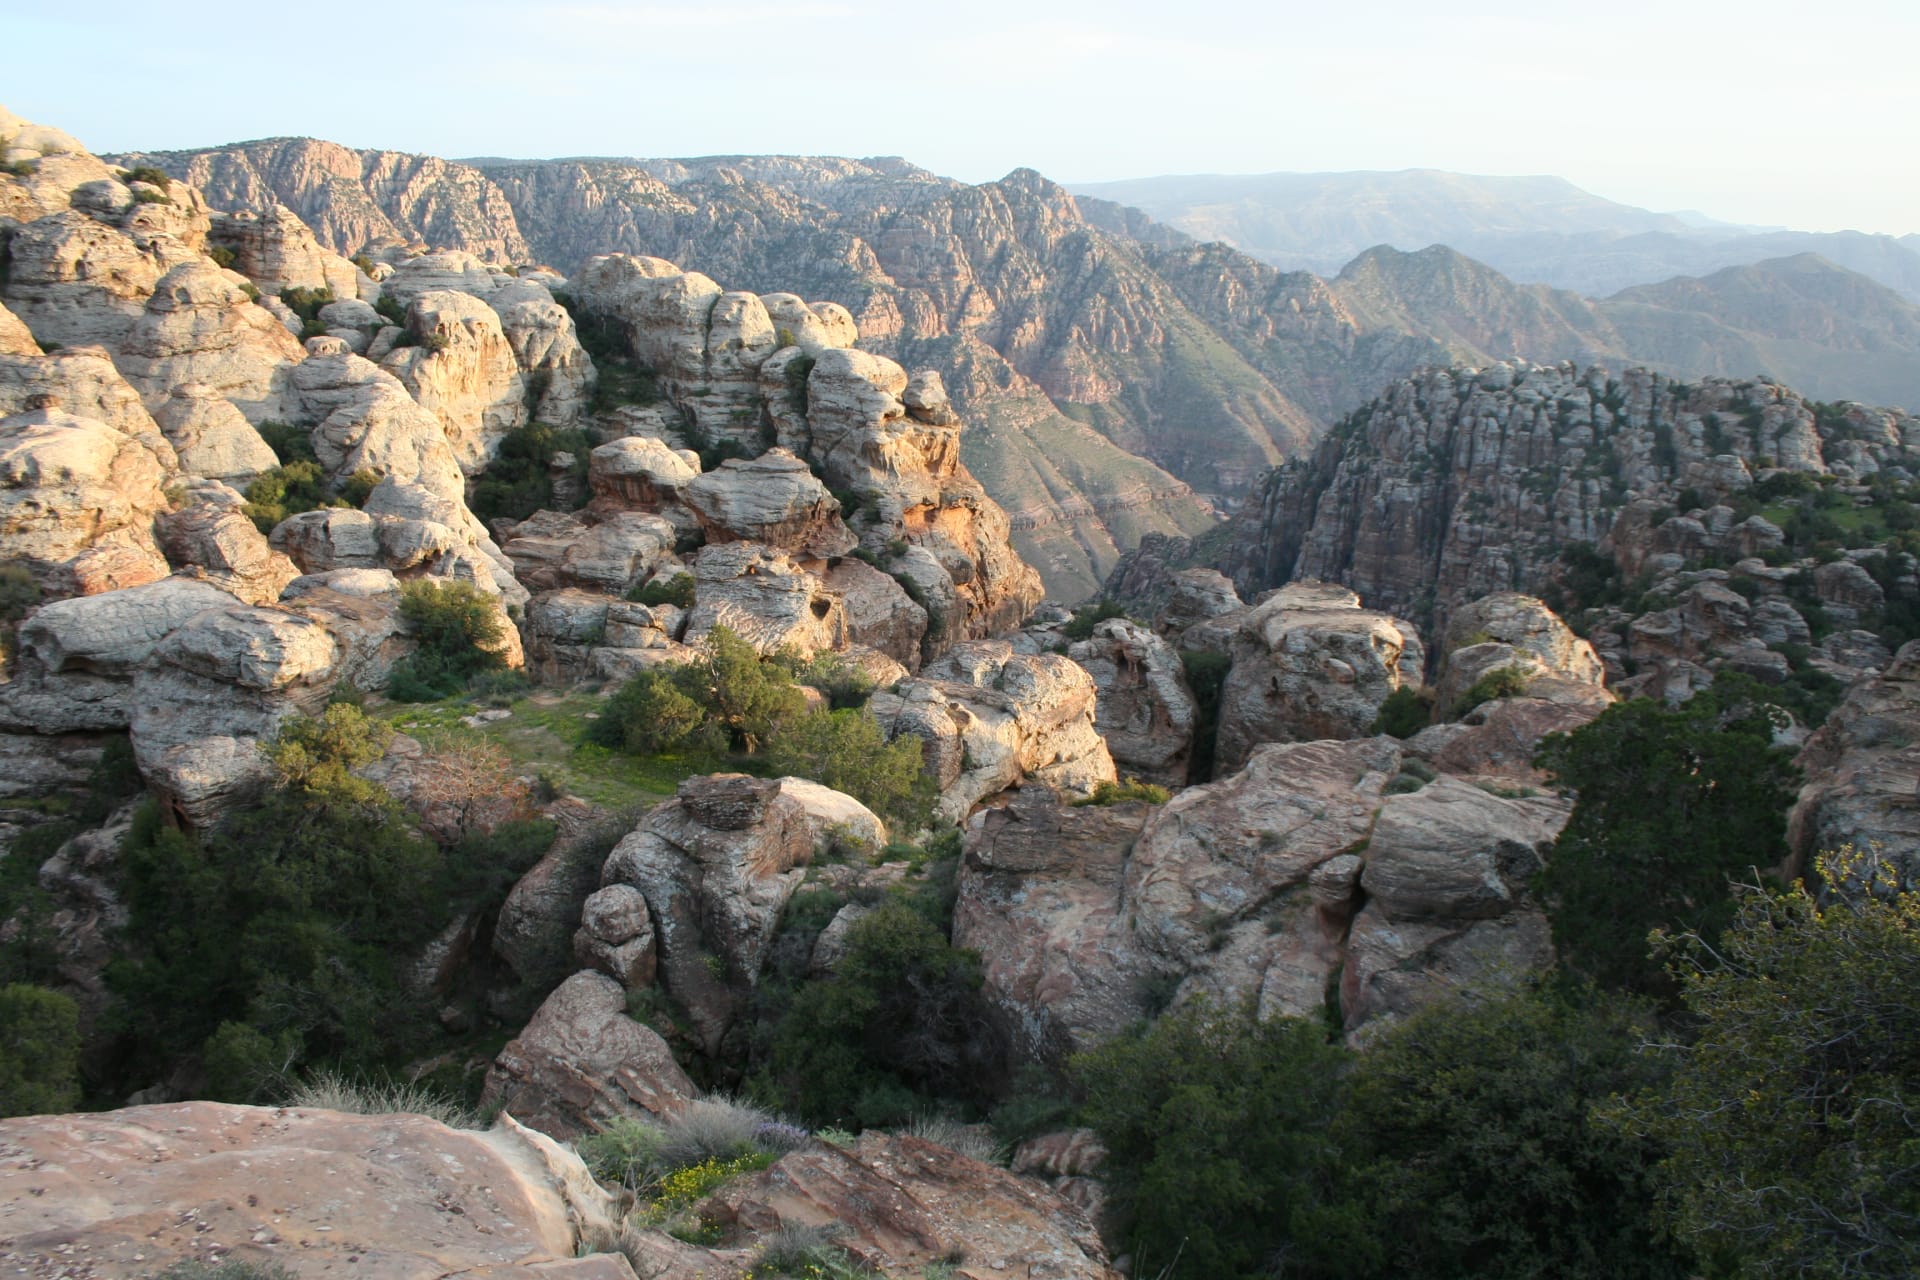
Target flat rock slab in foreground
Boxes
[0,1102,627,1280]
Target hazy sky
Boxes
[6,0,1914,235]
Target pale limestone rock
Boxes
[760,292,849,354]
[600,774,818,1052]
[774,776,888,856]
[1788,642,1920,888]
[0,1101,631,1279]
[492,285,595,425]
[871,641,1115,822]
[1432,592,1609,714]
[0,211,171,349]
[155,493,299,605]
[682,447,855,558]
[382,288,529,471]
[378,249,518,305]
[573,884,657,989]
[685,541,847,657]
[0,577,237,734]
[207,204,364,298]
[0,346,176,468]
[1068,617,1197,787]
[115,260,305,422]
[127,603,340,826]
[481,970,697,1141]
[288,350,467,501]
[589,434,700,505]
[0,405,170,598]
[0,300,39,356]
[1207,582,1425,774]
[823,556,927,669]
[705,1132,1120,1280]
[0,106,121,224]
[153,382,277,484]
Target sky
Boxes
[4,0,1915,235]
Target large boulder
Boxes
[701,1132,1120,1279]
[0,403,171,598]
[955,736,1568,1055]
[155,489,300,604]
[1067,617,1198,787]
[823,556,927,669]
[684,540,847,657]
[153,382,278,484]
[0,1101,627,1278]
[383,289,530,472]
[0,211,172,349]
[288,348,468,502]
[599,773,821,1052]
[0,345,176,462]
[480,970,696,1140]
[1789,641,1920,888]
[871,641,1116,822]
[1206,582,1425,774]
[206,204,364,299]
[682,448,856,559]
[126,603,341,826]
[114,260,305,422]
[0,576,236,733]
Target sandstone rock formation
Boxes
[871,641,1116,822]
[0,1102,627,1279]
[1197,582,1425,774]
[1789,641,1920,887]
[956,735,1567,1060]
[0,402,171,598]
[1066,617,1198,786]
[701,1132,1120,1280]
[598,774,822,1052]
[481,970,697,1139]
[114,261,305,421]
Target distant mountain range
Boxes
[115,140,1920,599]
[1069,170,1920,301]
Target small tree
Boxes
[0,984,81,1117]
[691,626,806,754]
[765,708,930,827]
[1610,848,1920,1279]
[387,579,510,701]
[1534,676,1800,993]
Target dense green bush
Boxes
[1534,674,1800,994]
[1179,648,1231,782]
[762,900,1003,1127]
[629,573,696,608]
[1060,598,1126,641]
[1609,847,1920,1279]
[278,285,335,340]
[386,579,510,702]
[240,460,342,533]
[0,984,81,1117]
[1452,663,1530,717]
[108,705,547,1095]
[256,421,317,466]
[1073,1002,1354,1278]
[470,422,594,522]
[765,707,932,828]
[1071,777,1171,806]
[1369,684,1433,737]
[1335,984,1690,1280]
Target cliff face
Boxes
[1216,361,1920,640]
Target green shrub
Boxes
[1370,685,1433,737]
[1451,664,1530,717]
[121,165,172,188]
[1071,777,1171,806]
[0,984,81,1117]
[1,158,38,178]
[279,285,336,340]
[1061,599,1126,641]
[785,352,816,413]
[205,244,237,270]
[283,1067,478,1127]
[374,293,408,327]
[1534,674,1800,994]
[241,460,340,532]
[765,707,932,828]
[592,667,721,757]
[470,422,594,522]
[629,572,696,609]
[1073,1001,1353,1278]
[763,900,1003,1126]
[386,579,510,702]
[130,187,170,205]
